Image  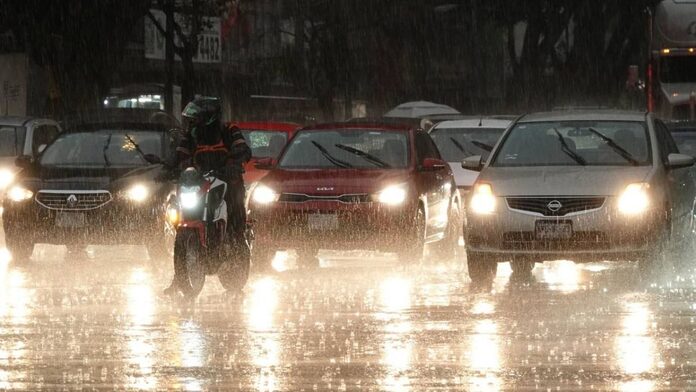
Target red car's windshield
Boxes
[241,130,288,159]
[279,129,409,169]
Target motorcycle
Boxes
[165,167,250,299]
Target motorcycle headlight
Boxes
[125,184,149,202]
[618,182,649,215]
[470,183,496,214]
[7,185,33,202]
[180,186,201,210]
[166,207,179,225]
[252,184,278,205]
[376,184,407,205]
[0,168,15,189]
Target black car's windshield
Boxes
[0,126,27,157]
[671,130,696,157]
[492,121,650,167]
[279,129,409,169]
[41,130,163,168]
[242,130,288,159]
[430,127,505,162]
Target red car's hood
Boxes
[261,168,412,195]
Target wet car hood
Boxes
[448,162,479,188]
[261,168,412,195]
[477,166,652,197]
[21,164,168,193]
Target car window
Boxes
[671,130,696,157]
[0,126,27,157]
[40,130,164,168]
[414,131,441,162]
[430,127,505,162]
[655,120,679,164]
[279,129,409,169]
[32,124,61,156]
[242,130,288,159]
[492,121,651,167]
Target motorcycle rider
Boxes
[164,96,251,295]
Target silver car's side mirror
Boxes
[462,155,484,171]
[667,153,696,169]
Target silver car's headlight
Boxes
[470,183,496,214]
[7,185,33,202]
[180,186,201,209]
[376,184,408,205]
[0,168,15,189]
[618,183,649,215]
[124,184,150,202]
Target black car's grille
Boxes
[506,197,605,216]
[279,193,371,203]
[36,191,112,210]
[502,231,609,251]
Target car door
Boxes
[656,120,693,234]
[414,131,450,237]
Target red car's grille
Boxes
[279,193,371,203]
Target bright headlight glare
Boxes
[125,184,149,202]
[180,191,200,209]
[252,185,278,204]
[7,185,33,202]
[0,169,15,189]
[618,182,649,215]
[470,183,496,214]
[166,207,179,224]
[377,185,407,205]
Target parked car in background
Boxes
[233,121,301,184]
[3,109,180,262]
[249,122,461,268]
[429,118,510,195]
[0,116,62,200]
[463,110,696,286]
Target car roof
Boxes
[231,121,301,132]
[0,116,46,127]
[62,108,180,131]
[302,122,414,132]
[433,118,511,130]
[519,110,647,123]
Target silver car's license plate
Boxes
[55,212,86,228]
[535,220,572,240]
[308,214,338,230]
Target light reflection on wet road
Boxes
[0,243,696,390]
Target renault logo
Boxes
[66,194,78,208]
[547,200,563,212]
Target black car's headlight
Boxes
[7,185,33,202]
[121,183,151,203]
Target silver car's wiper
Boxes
[470,139,494,152]
[102,133,113,167]
[553,129,586,165]
[335,143,391,168]
[311,141,352,168]
[587,127,639,166]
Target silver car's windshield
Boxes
[492,121,651,167]
[279,129,409,169]
[430,127,505,162]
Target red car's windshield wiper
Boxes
[334,144,391,168]
[311,141,353,168]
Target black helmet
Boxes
[182,96,221,135]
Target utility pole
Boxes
[164,0,175,115]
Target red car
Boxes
[249,122,461,267]
[230,121,301,184]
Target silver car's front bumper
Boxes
[465,196,659,263]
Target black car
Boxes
[2,109,180,262]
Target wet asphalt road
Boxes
[1,238,696,391]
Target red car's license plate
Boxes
[535,220,572,240]
[307,214,338,230]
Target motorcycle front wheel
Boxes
[174,229,206,299]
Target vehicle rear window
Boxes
[492,121,651,167]
[279,129,409,169]
[430,127,505,162]
[40,130,163,168]
[0,126,26,157]
[242,130,288,159]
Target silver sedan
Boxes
[462,110,696,285]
